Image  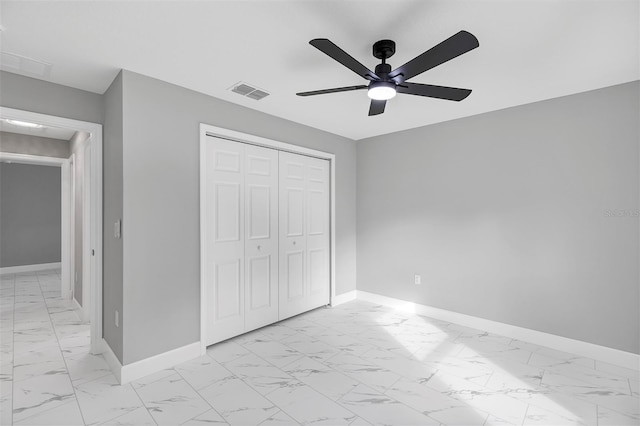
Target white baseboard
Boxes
[356,290,640,371]
[0,262,61,275]
[101,339,122,384]
[331,290,357,306]
[101,339,201,385]
[72,297,89,323]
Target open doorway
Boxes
[0,107,103,354]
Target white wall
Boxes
[357,81,640,354]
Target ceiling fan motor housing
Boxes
[374,63,392,76]
[372,39,396,60]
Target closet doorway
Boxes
[199,125,336,352]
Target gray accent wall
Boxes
[0,132,71,158]
[0,71,104,124]
[0,163,62,267]
[120,70,357,364]
[103,72,124,363]
[357,81,640,354]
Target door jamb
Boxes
[199,124,337,356]
[82,142,92,322]
[0,107,104,355]
[70,153,76,302]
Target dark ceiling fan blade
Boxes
[368,99,386,116]
[296,85,368,97]
[396,82,472,101]
[388,31,479,82]
[310,39,380,81]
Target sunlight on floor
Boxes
[375,303,604,425]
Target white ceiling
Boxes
[0,1,638,140]
[0,119,76,140]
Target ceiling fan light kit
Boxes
[297,31,479,116]
[368,81,396,100]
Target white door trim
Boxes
[0,107,104,355]
[199,124,337,356]
[82,142,92,322]
[70,153,76,302]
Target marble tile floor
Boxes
[0,269,638,425]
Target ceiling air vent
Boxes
[229,82,270,101]
[0,51,52,78]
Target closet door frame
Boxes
[199,124,336,356]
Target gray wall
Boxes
[357,81,640,354]
[70,131,90,306]
[0,71,104,124]
[0,68,357,365]
[0,132,70,158]
[0,163,62,267]
[120,70,357,364]
[103,72,124,362]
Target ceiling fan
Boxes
[296,31,479,116]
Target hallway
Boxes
[1,269,108,425]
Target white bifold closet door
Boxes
[204,136,330,346]
[205,138,278,345]
[279,151,330,320]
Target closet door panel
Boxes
[247,255,271,309]
[206,139,245,345]
[244,144,279,331]
[214,260,242,319]
[305,157,330,310]
[286,251,305,299]
[279,152,308,319]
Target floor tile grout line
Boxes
[526,350,534,365]
[256,409,299,426]
[195,351,268,423]
[336,380,441,426]
[128,381,159,426]
[128,368,175,390]
[260,378,360,425]
[520,403,530,426]
[173,366,226,425]
[380,372,473,426]
[38,269,89,426]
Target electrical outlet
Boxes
[414,274,421,285]
[115,310,119,328]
